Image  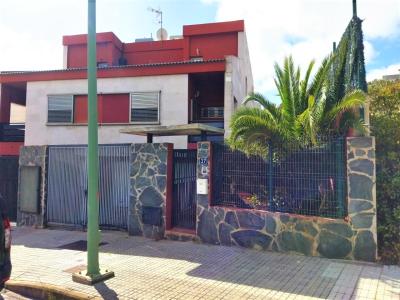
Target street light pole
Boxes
[86,0,100,277]
[72,0,114,284]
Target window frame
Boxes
[129,91,161,125]
[47,94,74,124]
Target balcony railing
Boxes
[191,100,224,122]
[0,123,25,142]
[200,107,224,119]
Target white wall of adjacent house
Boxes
[224,31,254,137]
[25,75,189,148]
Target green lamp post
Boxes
[72,0,114,285]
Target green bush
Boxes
[369,79,400,264]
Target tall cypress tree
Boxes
[327,0,367,121]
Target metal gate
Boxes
[172,150,197,230]
[47,145,130,229]
[0,156,19,221]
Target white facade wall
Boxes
[224,31,254,137]
[63,46,68,69]
[25,75,189,148]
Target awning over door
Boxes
[120,123,224,142]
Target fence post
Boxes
[336,138,345,217]
[268,142,274,206]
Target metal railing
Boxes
[0,123,25,142]
[212,138,347,218]
[190,100,224,122]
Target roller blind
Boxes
[48,95,73,123]
[130,92,160,123]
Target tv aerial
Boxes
[148,7,167,41]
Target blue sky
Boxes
[0,0,399,101]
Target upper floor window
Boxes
[130,91,160,124]
[48,95,73,123]
[47,92,161,125]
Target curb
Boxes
[5,280,102,300]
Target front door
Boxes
[172,150,197,230]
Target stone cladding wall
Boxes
[128,143,172,240]
[196,138,377,262]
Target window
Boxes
[48,95,73,123]
[48,92,158,125]
[130,91,160,123]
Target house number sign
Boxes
[199,158,208,165]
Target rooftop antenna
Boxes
[148,7,164,40]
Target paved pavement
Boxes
[8,226,400,300]
[0,290,30,300]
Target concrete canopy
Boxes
[120,123,224,142]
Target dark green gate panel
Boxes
[0,156,19,221]
[19,166,41,214]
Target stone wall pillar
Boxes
[128,143,173,240]
[17,146,48,227]
[346,137,377,261]
[196,142,223,244]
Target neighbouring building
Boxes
[0,20,253,150]
[382,73,400,81]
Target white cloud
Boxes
[0,0,147,71]
[0,0,86,71]
[0,25,62,71]
[363,41,376,64]
[367,63,400,82]
[208,0,400,97]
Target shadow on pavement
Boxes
[95,282,119,300]
[11,227,400,299]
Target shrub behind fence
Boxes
[212,138,346,218]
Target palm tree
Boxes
[227,55,366,155]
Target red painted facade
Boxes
[0,60,226,83]
[0,142,23,156]
[0,20,243,84]
[123,39,184,65]
[62,20,244,68]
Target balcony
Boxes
[191,103,224,123]
[0,123,25,142]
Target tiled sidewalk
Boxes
[8,227,400,300]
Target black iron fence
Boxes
[212,138,346,218]
[0,123,25,142]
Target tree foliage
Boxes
[369,79,400,265]
[227,56,366,155]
